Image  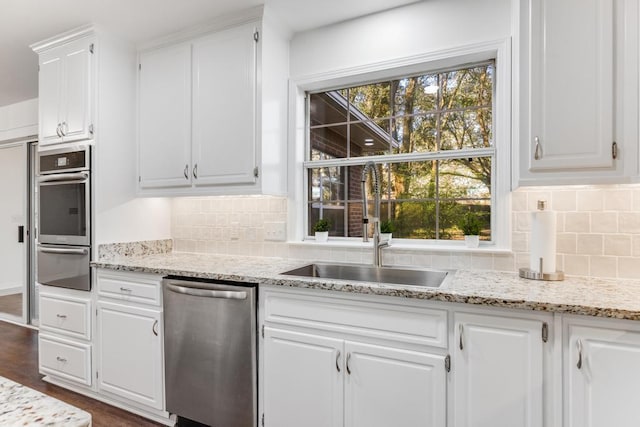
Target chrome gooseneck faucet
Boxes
[361,161,389,267]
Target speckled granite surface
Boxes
[97,239,172,261]
[0,376,91,426]
[92,252,640,320]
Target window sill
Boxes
[289,239,512,255]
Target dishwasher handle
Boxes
[166,283,247,300]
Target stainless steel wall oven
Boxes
[37,145,91,291]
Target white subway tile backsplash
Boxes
[603,235,632,256]
[590,212,617,233]
[551,190,577,211]
[577,190,604,211]
[618,213,640,233]
[589,256,617,278]
[576,234,603,256]
[564,255,589,276]
[604,190,632,211]
[564,212,590,233]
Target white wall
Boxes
[0,98,37,142]
[97,197,172,245]
[290,0,512,79]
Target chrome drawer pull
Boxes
[346,353,351,375]
[577,339,583,370]
[56,314,67,319]
[120,287,132,292]
[56,356,67,363]
[152,320,159,336]
[335,350,341,373]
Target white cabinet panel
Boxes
[192,23,257,186]
[39,293,91,340]
[39,334,92,386]
[36,37,93,147]
[138,43,192,189]
[96,300,163,410]
[453,313,544,427]
[344,341,446,427]
[263,327,343,427]
[566,324,640,427]
[62,42,92,141]
[38,54,63,144]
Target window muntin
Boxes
[306,62,495,242]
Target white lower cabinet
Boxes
[565,319,640,427]
[96,300,163,410]
[452,313,545,427]
[263,328,343,427]
[344,341,446,427]
[263,327,446,427]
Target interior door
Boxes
[0,142,28,323]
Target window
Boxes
[305,62,495,242]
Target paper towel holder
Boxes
[519,257,564,281]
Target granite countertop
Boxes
[92,251,640,321]
[0,376,91,426]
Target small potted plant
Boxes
[459,212,482,248]
[313,218,331,243]
[380,220,394,244]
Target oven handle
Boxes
[38,172,89,183]
[38,246,89,255]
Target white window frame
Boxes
[287,39,512,251]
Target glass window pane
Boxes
[310,125,348,159]
[347,82,391,120]
[391,200,437,239]
[440,109,492,150]
[349,119,391,157]
[390,161,437,199]
[310,92,347,126]
[308,167,345,202]
[391,75,439,116]
[392,115,438,154]
[308,202,345,236]
[439,64,493,111]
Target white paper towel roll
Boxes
[530,203,556,273]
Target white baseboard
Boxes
[0,286,22,297]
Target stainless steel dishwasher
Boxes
[162,276,257,427]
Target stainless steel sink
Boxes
[281,263,452,288]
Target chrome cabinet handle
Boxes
[184,164,189,180]
[152,320,158,336]
[56,314,67,319]
[459,324,464,350]
[576,339,583,369]
[56,356,67,363]
[61,121,67,136]
[56,123,62,138]
[534,136,541,160]
[336,350,341,372]
[120,287,132,292]
[346,352,351,375]
[38,246,88,255]
[193,163,198,179]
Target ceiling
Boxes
[0,0,420,107]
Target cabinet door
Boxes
[61,38,92,142]
[344,341,446,427]
[566,324,640,427]
[263,327,343,427]
[191,23,257,186]
[527,0,614,171]
[96,301,163,410]
[38,52,63,146]
[138,44,192,189]
[453,313,544,427]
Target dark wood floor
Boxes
[0,293,22,317]
[0,320,165,427]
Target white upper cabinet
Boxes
[516,0,638,185]
[34,34,93,147]
[192,24,257,186]
[138,44,192,189]
[565,320,640,427]
[138,8,288,196]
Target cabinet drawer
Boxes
[264,291,448,348]
[40,293,91,340]
[97,271,162,306]
[39,335,92,386]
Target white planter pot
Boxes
[464,235,480,248]
[315,231,329,243]
[380,233,392,244]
